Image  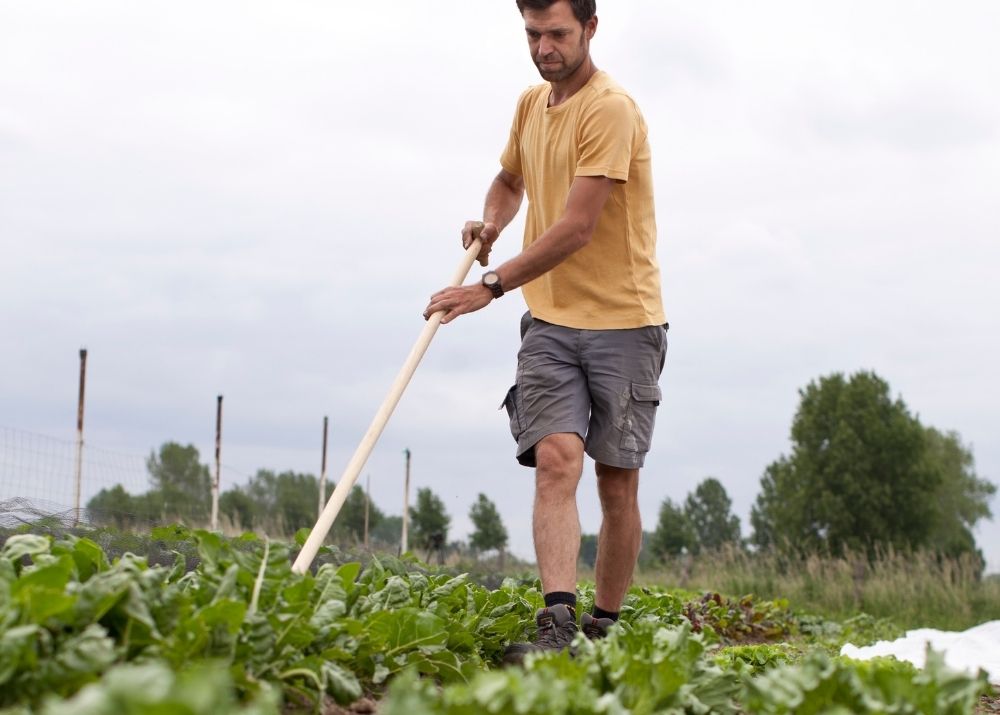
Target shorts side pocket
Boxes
[500,384,524,442]
[620,382,661,453]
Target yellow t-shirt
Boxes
[500,71,665,330]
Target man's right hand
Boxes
[462,220,500,267]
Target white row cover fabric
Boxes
[841,620,1000,684]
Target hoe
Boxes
[291,233,483,574]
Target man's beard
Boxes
[535,54,585,82]
[534,36,587,82]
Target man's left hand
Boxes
[423,284,493,324]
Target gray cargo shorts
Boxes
[501,311,668,470]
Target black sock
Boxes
[592,605,619,622]
[543,591,577,612]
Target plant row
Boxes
[0,528,990,714]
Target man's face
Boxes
[523,1,596,83]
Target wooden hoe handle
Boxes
[291,237,483,574]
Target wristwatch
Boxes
[482,271,504,299]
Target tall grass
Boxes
[634,546,1000,631]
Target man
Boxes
[423,0,667,663]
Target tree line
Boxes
[634,371,994,567]
[89,370,995,567]
[87,451,509,560]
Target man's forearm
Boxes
[494,214,591,292]
[483,172,524,234]
[493,174,614,293]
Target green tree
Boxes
[921,427,995,558]
[468,493,508,555]
[636,530,659,570]
[648,497,692,560]
[750,371,993,557]
[582,532,659,569]
[146,442,212,523]
[218,487,256,530]
[409,487,451,556]
[332,485,384,545]
[684,477,741,554]
[241,470,319,534]
[749,461,786,551]
[579,534,598,569]
[87,484,150,529]
[371,515,403,548]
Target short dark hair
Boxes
[516,0,596,25]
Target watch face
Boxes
[482,271,503,298]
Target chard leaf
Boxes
[1,536,50,567]
[166,551,186,584]
[309,598,346,635]
[35,624,116,698]
[276,618,315,651]
[368,609,448,656]
[321,661,362,705]
[430,574,468,601]
[121,581,158,633]
[211,564,240,603]
[197,599,246,635]
[279,577,311,607]
[372,663,391,685]
[192,531,225,571]
[73,568,135,626]
[336,561,361,589]
[374,575,413,610]
[0,624,42,687]
[0,558,15,592]
[12,557,71,591]
[51,537,108,582]
[151,524,191,541]
[12,560,75,623]
[293,528,311,547]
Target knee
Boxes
[535,434,583,495]
[596,464,639,510]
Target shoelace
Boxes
[536,617,578,648]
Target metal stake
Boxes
[211,395,223,530]
[401,449,411,554]
[319,416,329,520]
[73,348,88,525]
[363,473,371,550]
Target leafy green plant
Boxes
[382,620,742,715]
[2,528,541,711]
[683,592,792,642]
[714,643,794,675]
[2,527,992,714]
[36,661,279,715]
[742,648,990,714]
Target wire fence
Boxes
[0,424,417,559]
[0,425,253,530]
[0,426,147,502]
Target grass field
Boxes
[630,545,1000,632]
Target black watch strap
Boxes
[482,271,504,299]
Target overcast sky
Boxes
[2,1,998,572]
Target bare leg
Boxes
[532,433,585,594]
[593,463,641,611]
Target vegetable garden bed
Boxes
[0,527,993,714]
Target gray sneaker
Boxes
[581,612,615,640]
[502,604,578,665]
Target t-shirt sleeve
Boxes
[576,91,640,182]
[500,90,532,176]
[500,126,522,176]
